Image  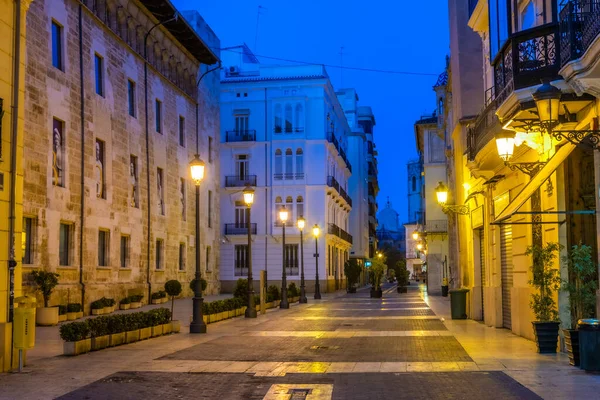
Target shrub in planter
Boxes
[59,321,91,356]
[233,278,249,303]
[129,294,143,308]
[58,305,67,322]
[267,285,280,302]
[88,316,110,351]
[344,259,362,293]
[164,280,182,321]
[31,270,60,326]
[91,299,105,315]
[369,256,386,298]
[120,297,131,310]
[287,282,299,299]
[67,303,83,319]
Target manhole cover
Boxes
[309,345,340,350]
[288,388,312,399]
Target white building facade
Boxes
[219,47,353,293]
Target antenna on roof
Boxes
[254,6,267,54]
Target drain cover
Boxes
[309,345,340,350]
[288,389,312,399]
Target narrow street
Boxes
[3,284,597,399]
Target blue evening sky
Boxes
[175,0,450,223]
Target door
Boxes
[500,224,513,329]
[478,228,485,321]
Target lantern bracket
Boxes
[441,204,470,215]
[504,161,546,177]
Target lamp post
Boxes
[243,186,257,318]
[279,206,289,309]
[312,224,322,299]
[434,181,469,215]
[297,216,307,303]
[189,154,206,333]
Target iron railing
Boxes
[327,131,353,172]
[226,130,256,142]
[327,175,340,193]
[225,175,257,187]
[466,89,500,161]
[560,0,600,66]
[327,223,353,244]
[224,223,257,235]
[425,220,448,233]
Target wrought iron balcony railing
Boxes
[466,88,501,161]
[327,132,352,172]
[224,223,257,235]
[327,175,340,193]
[560,0,600,67]
[225,175,257,187]
[274,173,295,181]
[493,23,561,106]
[225,130,256,142]
[327,223,353,244]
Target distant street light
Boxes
[312,224,322,299]
[189,154,206,334]
[297,216,307,304]
[243,186,256,318]
[279,206,289,309]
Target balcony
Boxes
[328,223,353,244]
[326,176,353,207]
[274,173,297,181]
[226,130,256,142]
[224,223,257,235]
[560,0,600,67]
[425,220,448,233]
[327,132,352,172]
[225,175,257,187]
[466,88,501,161]
[493,23,561,106]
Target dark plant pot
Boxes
[347,287,357,293]
[532,321,560,353]
[564,329,580,367]
[370,287,382,298]
[441,285,449,297]
[397,286,408,293]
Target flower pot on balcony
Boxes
[91,335,110,351]
[64,339,91,356]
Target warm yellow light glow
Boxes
[416,243,423,251]
[423,249,427,255]
[377,252,383,259]
[279,206,289,223]
[189,155,205,185]
[462,183,471,191]
[312,224,320,238]
[435,181,448,205]
[533,81,561,126]
[242,186,255,206]
[495,130,515,161]
[412,230,419,240]
[297,216,305,230]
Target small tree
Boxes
[164,280,182,321]
[31,270,60,307]
[397,262,410,287]
[233,278,249,303]
[344,259,362,289]
[525,242,562,322]
[189,278,207,294]
[370,257,386,290]
[562,243,597,329]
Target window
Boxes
[234,245,248,276]
[274,149,282,179]
[130,155,139,207]
[51,21,63,70]
[208,190,213,228]
[236,155,248,179]
[156,239,164,270]
[489,0,509,60]
[120,235,129,268]
[52,118,65,187]
[59,223,72,266]
[235,200,247,227]
[157,168,164,215]
[284,104,293,133]
[178,116,185,147]
[284,244,299,275]
[274,104,283,133]
[127,80,136,117]
[296,196,304,220]
[295,103,304,132]
[22,217,35,264]
[286,196,293,220]
[98,230,109,267]
[179,243,186,271]
[206,246,212,272]
[209,137,213,163]
[412,176,416,192]
[295,148,304,179]
[95,139,105,199]
[285,149,293,179]
[520,1,535,31]
[155,99,162,133]
[275,196,283,222]
[235,115,249,133]
[94,53,104,96]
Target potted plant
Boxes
[88,316,110,351]
[189,278,208,296]
[287,282,300,302]
[31,270,60,326]
[91,299,105,315]
[60,321,91,356]
[267,285,280,308]
[108,314,126,347]
[58,305,67,322]
[526,242,562,353]
[164,280,182,330]
[119,297,131,310]
[561,243,597,366]
[397,261,410,294]
[149,309,164,337]
[67,303,81,320]
[101,297,114,314]
[129,294,143,309]
[124,313,141,343]
[139,313,151,340]
[344,259,362,293]
[369,257,386,298]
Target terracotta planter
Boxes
[103,306,112,314]
[91,308,104,315]
[109,332,125,347]
[162,323,172,335]
[36,307,59,326]
[58,314,67,322]
[64,339,91,356]
[170,320,181,333]
[151,324,164,337]
[139,327,151,340]
[91,335,110,351]
[130,302,142,309]
[125,330,140,343]
[67,312,78,321]
[76,312,84,319]
[120,303,131,310]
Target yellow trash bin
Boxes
[14,296,36,350]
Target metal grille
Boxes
[500,225,513,329]
[479,228,485,321]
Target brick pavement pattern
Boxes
[57,371,542,400]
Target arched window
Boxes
[295,103,304,132]
[295,148,304,178]
[284,104,293,133]
[275,149,282,179]
[412,176,416,192]
[438,98,444,115]
[285,149,293,179]
[286,196,293,219]
[274,104,283,133]
[275,196,283,219]
[296,196,304,220]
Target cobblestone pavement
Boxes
[2,283,599,399]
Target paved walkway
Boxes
[1,284,599,399]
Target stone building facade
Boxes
[21,0,220,313]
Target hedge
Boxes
[91,297,116,310]
[59,308,171,342]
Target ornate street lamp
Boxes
[297,216,307,303]
[412,230,420,241]
[279,206,289,309]
[435,181,469,215]
[189,154,206,334]
[243,186,256,318]
[312,224,322,299]
[416,242,423,251]
[495,130,516,162]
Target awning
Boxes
[492,142,577,223]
